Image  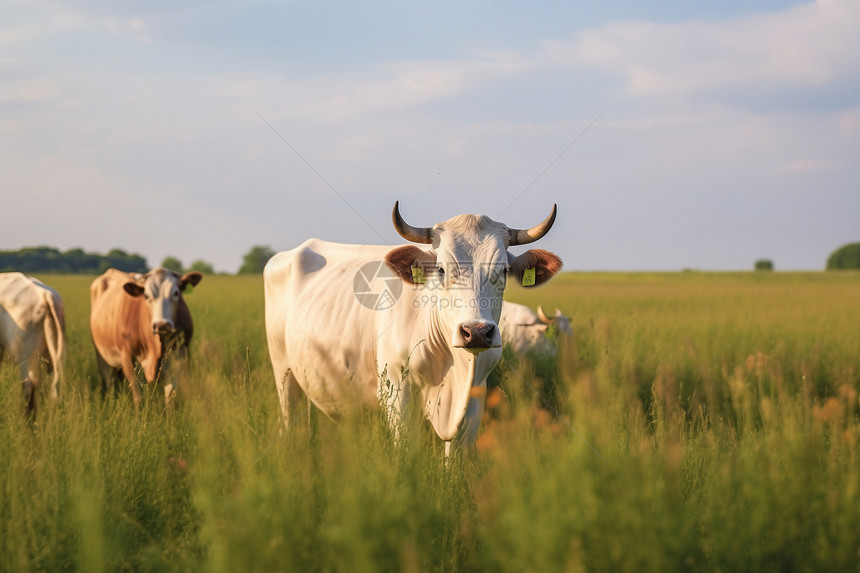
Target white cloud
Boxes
[0,79,59,105]
[838,107,860,136]
[240,51,535,125]
[549,0,860,100]
[779,158,839,174]
[0,0,152,46]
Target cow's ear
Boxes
[508,249,562,288]
[123,282,145,297]
[385,245,435,284]
[180,271,203,290]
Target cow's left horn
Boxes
[392,201,432,244]
[507,204,557,246]
[537,305,553,324]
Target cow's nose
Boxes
[457,322,496,350]
[153,320,175,335]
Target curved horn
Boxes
[392,201,432,244]
[507,204,557,246]
[536,305,553,324]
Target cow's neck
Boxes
[424,303,453,356]
[401,303,452,384]
[418,343,482,442]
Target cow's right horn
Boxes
[507,204,557,246]
[392,201,432,244]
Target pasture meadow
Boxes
[2,271,860,571]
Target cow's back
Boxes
[264,238,372,350]
[499,302,546,355]
[1,273,41,350]
[90,269,131,311]
[0,273,57,340]
[265,238,395,325]
[26,277,66,355]
[89,269,145,354]
[33,278,65,333]
[264,239,400,415]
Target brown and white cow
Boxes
[0,272,66,412]
[90,268,202,406]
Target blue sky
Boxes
[2,0,858,272]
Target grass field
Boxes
[2,271,860,572]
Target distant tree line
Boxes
[160,256,215,275]
[162,245,275,275]
[0,246,148,274]
[1,245,277,275]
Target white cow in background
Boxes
[499,302,572,356]
[0,273,66,411]
[265,202,562,451]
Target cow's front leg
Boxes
[378,374,411,446]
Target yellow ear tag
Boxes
[522,268,536,287]
[411,266,427,284]
[184,284,194,295]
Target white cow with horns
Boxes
[264,202,562,451]
[499,302,572,357]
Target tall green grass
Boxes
[1,272,859,571]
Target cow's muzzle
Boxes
[455,321,498,352]
[152,320,176,335]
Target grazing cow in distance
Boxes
[90,268,202,406]
[0,272,66,412]
[499,302,572,357]
[264,202,562,453]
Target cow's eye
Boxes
[437,267,445,277]
[172,290,179,298]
